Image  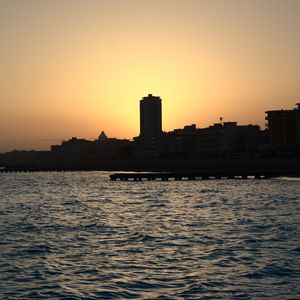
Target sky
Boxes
[0,0,300,152]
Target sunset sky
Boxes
[1,0,299,152]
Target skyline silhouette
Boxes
[0,95,299,173]
[0,95,299,155]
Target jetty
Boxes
[110,171,280,181]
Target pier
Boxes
[110,171,280,181]
[0,168,296,179]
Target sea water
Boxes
[0,172,299,299]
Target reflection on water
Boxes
[0,172,299,299]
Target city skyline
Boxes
[1,96,299,157]
[1,98,299,170]
[1,0,300,152]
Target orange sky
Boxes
[0,0,300,152]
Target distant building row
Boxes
[0,95,300,167]
[136,94,300,158]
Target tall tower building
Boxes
[265,103,300,145]
[140,94,162,137]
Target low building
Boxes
[94,131,133,159]
[63,137,94,160]
[0,150,51,167]
[135,122,264,159]
[50,132,133,162]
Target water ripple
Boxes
[0,172,299,299]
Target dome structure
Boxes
[98,131,108,141]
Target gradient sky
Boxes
[1,0,300,152]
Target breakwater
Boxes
[1,158,300,176]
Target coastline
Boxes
[1,158,300,177]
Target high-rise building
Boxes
[140,94,162,137]
[265,103,300,145]
[296,103,300,145]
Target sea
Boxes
[0,172,299,299]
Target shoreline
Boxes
[1,158,300,177]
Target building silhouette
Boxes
[152,122,264,159]
[265,103,300,157]
[266,103,300,145]
[140,94,162,137]
[2,97,300,169]
[50,132,132,161]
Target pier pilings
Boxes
[109,172,278,181]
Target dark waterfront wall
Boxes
[87,158,300,175]
[1,158,300,176]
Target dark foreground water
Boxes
[0,172,299,299]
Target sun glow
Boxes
[0,0,299,152]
